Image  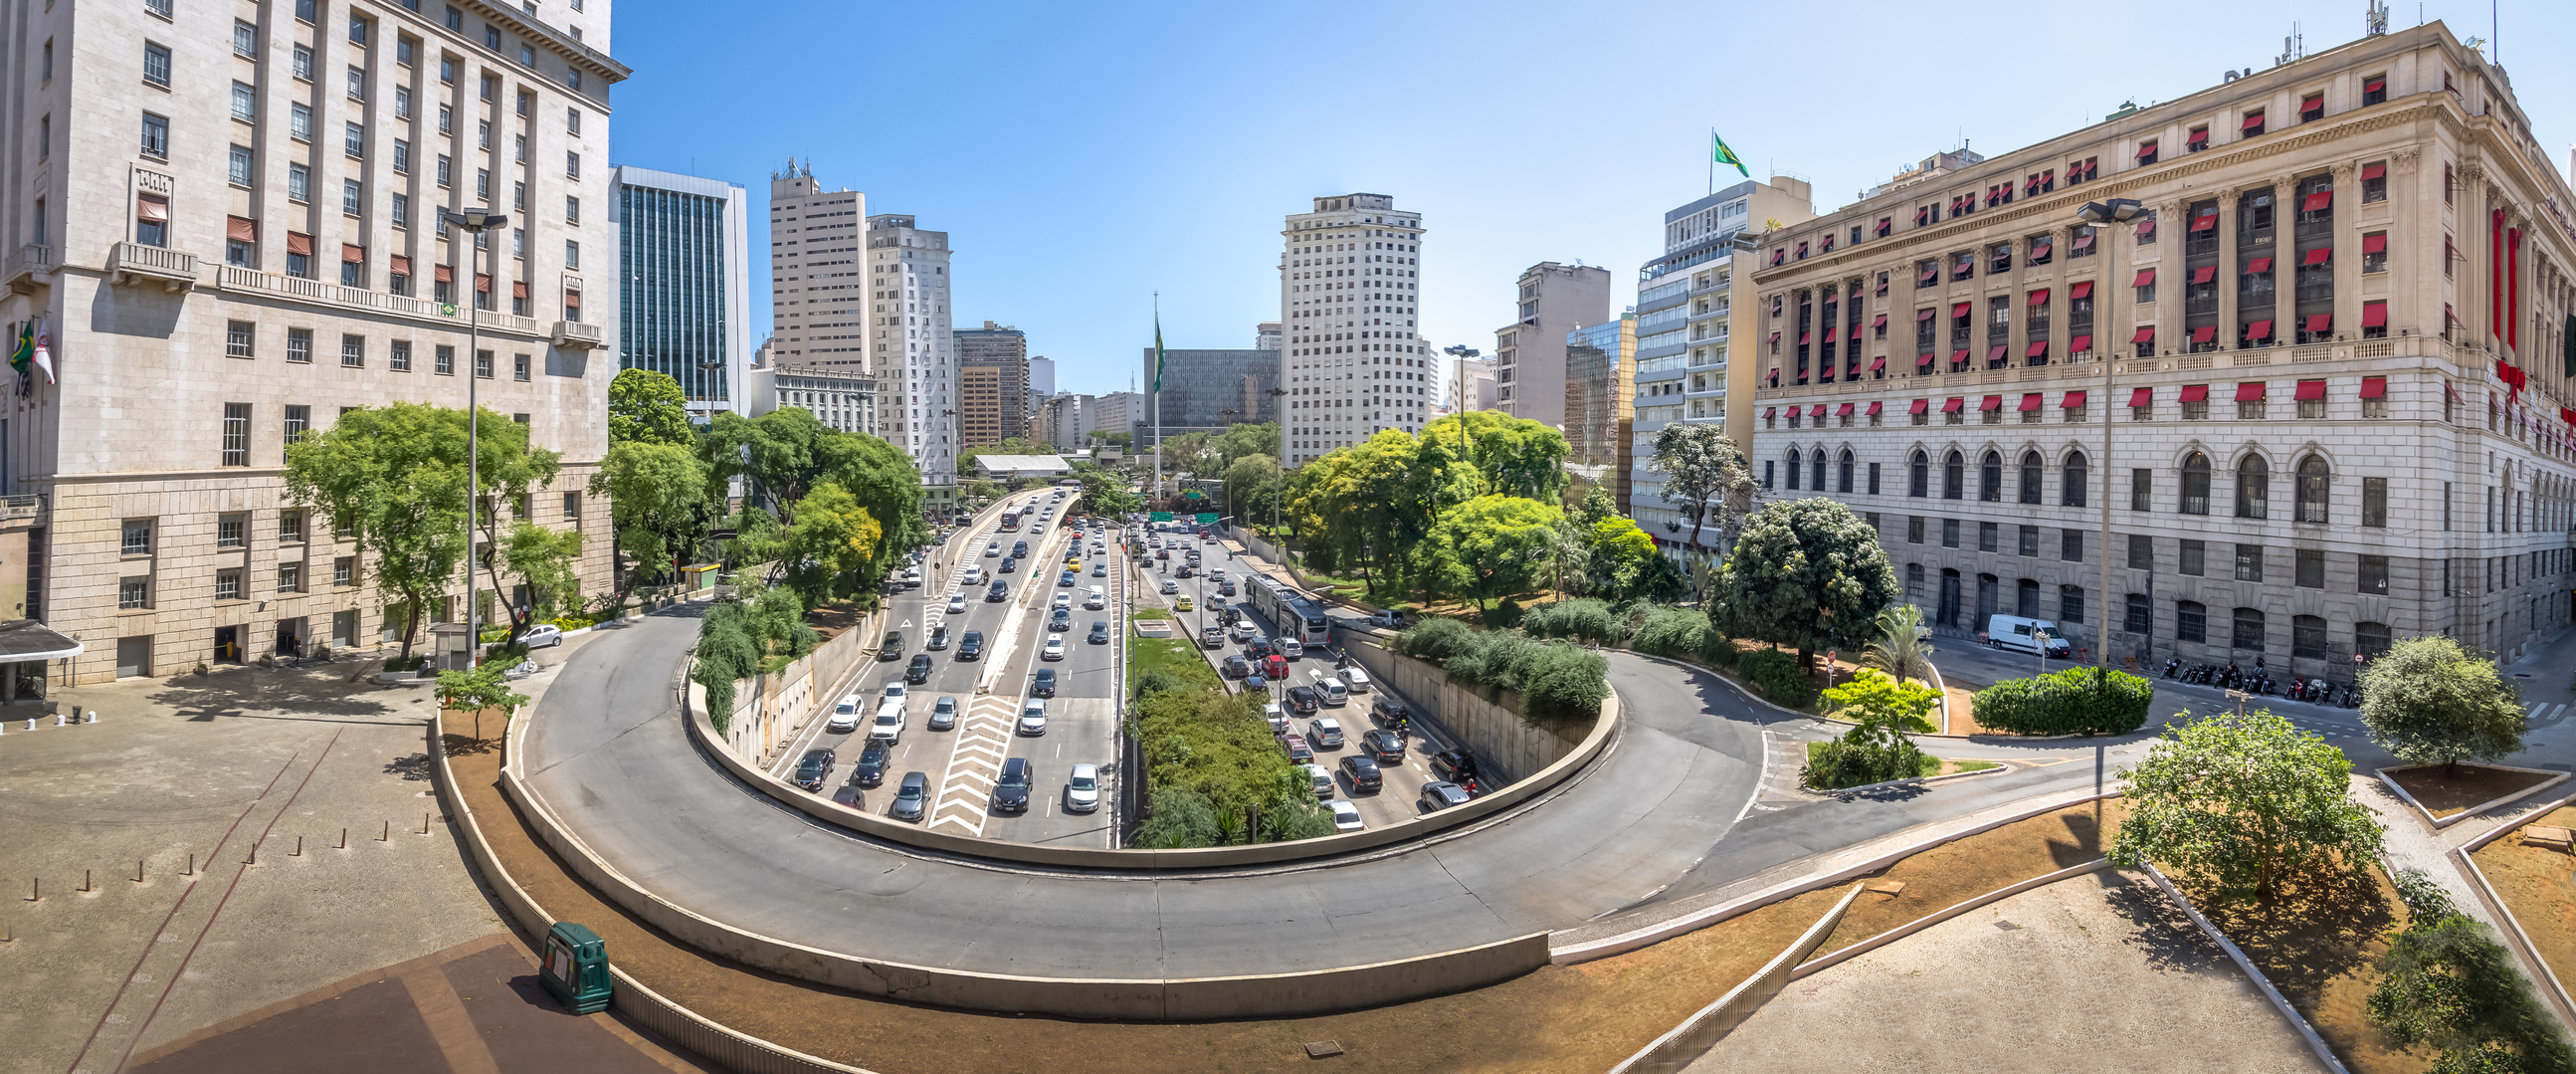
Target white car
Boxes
[1066,762,1101,813]
[984,542,1001,557]
[948,592,969,613]
[1053,592,1074,610]
[869,701,906,744]
[961,567,985,586]
[1328,799,1364,833]
[1279,637,1305,659]
[1042,634,1066,661]
[826,694,864,733]
[1017,700,1049,737]
[1303,762,1334,800]
[883,681,907,700]
[1160,580,1180,595]
[1341,666,1372,693]
[1232,621,1260,641]
[516,623,563,648]
[1085,587,1107,610]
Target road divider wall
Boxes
[1340,631,1583,786]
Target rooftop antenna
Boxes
[2366,0,2389,36]
[2276,21,2304,66]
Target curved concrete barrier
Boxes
[1607,884,1864,1074]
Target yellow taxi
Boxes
[1176,595,1195,612]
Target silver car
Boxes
[1066,762,1101,813]
[1017,700,1048,737]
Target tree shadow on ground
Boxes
[2099,872,2230,973]
[384,752,435,780]
[141,661,409,724]
[2192,866,2400,1006]
[439,733,499,757]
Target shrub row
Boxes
[1129,654,1329,849]
[1395,618,1609,726]
[1802,738,1930,789]
[1970,667,2152,736]
[1735,649,1814,708]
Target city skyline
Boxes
[607,0,2574,403]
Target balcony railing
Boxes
[216,265,546,337]
[0,494,47,523]
[5,245,55,294]
[553,319,605,349]
[107,242,197,292]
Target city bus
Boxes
[998,508,1023,533]
[1245,576,1332,647]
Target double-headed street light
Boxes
[440,206,507,664]
[2074,198,2141,670]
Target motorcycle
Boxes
[2162,658,2181,679]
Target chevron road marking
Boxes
[929,695,1020,835]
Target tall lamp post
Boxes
[2075,198,2142,670]
[440,206,507,664]
[1263,388,1288,537]
[1216,408,1239,526]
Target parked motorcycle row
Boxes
[2159,657,2362,709]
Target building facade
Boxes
[1448,350,1496,414]
[1565,315,1636,508]
[1279,193,1434,466]
[764,163,864,369]
[0,0,626,681]
[1026,354,1056,414]
[760,365,876,436]
[612,165,747,419]
[1748,22,2576,679]
[864,213,959,493]
[1139,347,1275,445]
[1491,262,1609,426]
[1631,249,1755,547]
[954,320,1027,445]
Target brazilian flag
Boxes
[1712,132,1749,178]
[1152,315,1165,393]
[6,322,28,376]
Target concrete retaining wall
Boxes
[1607,884,1863,1074]
[1341,633,1581,785]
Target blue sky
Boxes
[606,0,2574,399]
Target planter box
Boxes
[2375,762,2571,830]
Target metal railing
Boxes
[217,265,547,336]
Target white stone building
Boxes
[1278,193,1434,466]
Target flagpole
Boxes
[1153,293,1163,509]
[1708,128,1714,196]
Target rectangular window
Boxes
[280,508,305,542]
[294,44,314,79]
[226,320,255,357]
[278,562,302,593]
[511,352,530,380]
[2362,232,2387,274]
[1979,522,1999,553]
[288,163,310,202]
[2130,469,2151,511]
[437,154,452,187]
[2177,602,2206,643]
[476,349,494,378]
[2359,554,2389,595]
[2018,524,2040,556]
[2234,543,2265,582]
[339,333,364,367]
[2180,538,2205,576]
[235,19,260,57]
[566,196,581,224]
[1907,516,1924,543]
[514,133,526,162]
[286,327,312,363]
[563,493,582,527]
[140,111,169,157]
[435,344,455,375]
[1941,518,1960,547]
[119,576,151,610]
[390,193,408,227]
[344,121,366,156]
[2127,534,2152,569]
[121,520,154,555]
[341,179,363,215]
[334,556,354,586]
[567,107,582,135]
[283,405,309,450]
[2061,530,2082,562]
[217,514,244,547]
[143,42,172,88]
[395,85,413,119]
[290,102,312,140]
[221,403,251,465]
[390,339,412,371]
[346,66,365,100]
[2362,162,2387,203]
[564,240,579,269]
[215,569,243,601]
[2295,547,2326,588]
[440,56,457,84]
[566,151,581,178]
[228,143,255,185]
[2362,477,2387,527]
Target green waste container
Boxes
[539,921,613,1014]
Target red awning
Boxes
[1979,395,2004,411]
[2359,376,2387,399]
[227,216,258,242]
[2361,163,2386,180]
[2235,381,2268,401]
[2361,233,2387,254]
[2018,393,2043,411]
[1822,326,1836,341]
[1836,403,1855,416]
[1873,314,1887,327]
[389,254,411,274]
[2027,289,2051,307]
[2246,257,2273,274]
[2246,320,2274,340]
[2135,218,2157,237]
[2189,266,2217,285]
[2300,247,2331,266]
[1768,331,1781,343]
[2361,303,2388,327]
[563,290,580,308]
[1867,401,1883,415]
[2242,112,2266,130]
[2132,268,2156,287]
[1950,349,1970,365]
[2062,390,2087,408]
[2179,384,2210,402]
[287,232,314,256]
[1811,404,1828,417]
[1951,302,1972,317]
[2132,325,2156,343]
[1909,399,1930,414]
[2294,379,2326,400]
[1799,331,1810,344]
[2191,325,2217,343]
[1917,308,1937,321]
[2301,191,2332,212]
[1986,344,2008,363]
[512,281,529,300]
[2070,334,2092,352]
[1916,352,1936,367]
[435,264,454,283]
[2135,142,2158,160]
[2071,281,2093,299]
[1869,356,1886,371]
[1762,407,1776,418]
[2304,314,2331,332]
[2030,240,2053,258]
[2363,78,2385,95]
[2072,232,2095,250]
[1940,398,1964,413]
[2026,340,2050,357]
[2191,212,2218,232]
[341,243,364,263]
[136,195,169,222]
[2128,387,2154,407]
[475,273,492,293]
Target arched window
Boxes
[2180,452,2211,515]
[2176,600,2207,643]
[2020,451,2044,504]
[1980,451,2003,502]
[2355,621,2393,659]
[1814,448,1830,493]
[2292,615,2329,660]
[2016,577,2041,616]
[2063,451,2087,508]
[1838,449,1855,494]
[2231,606,2267,653]
[2295,455,2330,524]
[2235,455,2269,519]
[1943,451,1964,499]
[1910,451,1929,497]
[1785,449,1801,490]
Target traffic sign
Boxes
[1149,511,1173,522]
[1196,513,1218,525]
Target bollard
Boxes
[381,821,390,842]
[27,877,35,902]
[293,836,302,857]
[337,827,347,850]
[82,869,91,893]
[246,842,257,866]
[185,853,194,877]
[421,812,430,835]
[24,719,32,731]
[83,708,95,724]
[135,860,143,884]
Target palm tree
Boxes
[1863,604,1935,685]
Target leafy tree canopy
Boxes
[1428,494,1561,609]
[2109,710,2386,905]
[2360,635,2529,774]
[607,368,696,446]
[1708,497,1899,662]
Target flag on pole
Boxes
[32,320,52,385]
[1712,131,1749,177]
[1152,313,1165,393]
[6,322,28,377]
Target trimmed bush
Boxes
[1396,616,1475,662]
[1517,644,1610,726]
[1802,737,1931,789]
[1626,604,1711,660]
[1392,618,1611,726]
[1971,666,2153,736]
[1523,598,1617,645]
[1737,648,1814,708]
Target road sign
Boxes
[1149,511,1173,522]
[1197,513,1218,525]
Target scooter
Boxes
[2163,658,2181,679]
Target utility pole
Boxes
[441,206,508,663]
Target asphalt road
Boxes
[516,597,2145,980]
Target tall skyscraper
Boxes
[867,213,960,491]
[1565,315,1638,510]
[614,166,749,419]
[1278,193,1434,466]
[954,321,1029,445]
[0,0,626,681]
[765,164,866,369]
[1491,262,1611,426]
[1026,355,1057,414]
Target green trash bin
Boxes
[538,921,613,1014]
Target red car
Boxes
[1263,654,1289,681]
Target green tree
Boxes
[490,521,585,626]
[2360,636,2530,776]
[2110,710,2386,906]
[1091,430,1133,448]
[1077,466,1141,517]
[700,409,922,592]
[436,662,531,741]
[1428,494,1560,612]
[1649,422,1758,553]
[1210,422,1280,470]
[607,368,696,446]
[1422,410,1571,502]
[2368,871,2576,1074]
[1222,453,1286,531]
[1821,669,1940,750]
[1863,603,1937,686]
[779,482,885,608]
[1588,516,1663,598]
[589,440,710,607]
[1707,498,1899,669]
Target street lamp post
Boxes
[2075,198,2142,670]
[440,207,508,665]
[1262,388,1288,536]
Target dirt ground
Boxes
[2470,804,2576,1006]
[1813,799,2127,957]
[447,741,2145,1073]
[2383,764,2559,818]
[2188,865,2433,1074]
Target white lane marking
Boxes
[929,695,1019,835]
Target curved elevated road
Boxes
[519,611,2120,980]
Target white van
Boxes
[1986,614,2073,658]
[1084,585,1106,610]
[869,698,907,744]
[1317,677,1350,707]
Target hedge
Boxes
[1736,649,1814,708]
[1522,598,1619,645]
[1393,619,1609,726]
[1971,666,2153,736]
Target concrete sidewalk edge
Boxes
[2451,789,2576,1034]
[2142,862,2353,1074]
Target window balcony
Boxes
[553,319,604,349]
[216,265,547,337]
[107,242,197,293]
[5,245,56,294]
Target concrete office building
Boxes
[613,165,747,419]
[1749,22,2576,677]
[1491,262,1610,426]
[1255,322,1282,351]
[765,163,864,368]
[865,212,959,494]
[1450,351,1496,414]
[1090,391,1143,446]
[1026,354,1056,413]
[1630,248,1759,547]
[0,0,627,681]
[1280,193,1434,466]
[1033,392,1085,450]
[1139,346,1275,445]
[954,320,1028,445]
[1565,315,1637,509]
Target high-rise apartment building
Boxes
[1490,262,1610,426]
[954,321,1028,445]
[1630,247,1756,548]
[865,213,959,493]
[1026,354,1057,414]
[613,165,748,419]
[1749,21,2576,675]
[1279,193,1434,466]
[765,163,865,368]
[1565,316,1638,509]
[0,0,626,681]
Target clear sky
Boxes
[606,0,2573,401]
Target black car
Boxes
[958,629,985,660]
[791,748,837,791]
[1430,750,1479,785]
[905,654,934,684]
[1218,581,1237,596]
[1360,729,1407,763]
[1011,540,1030,558]
[992,757,1034,813]
[987,580,1010,601]
[891,771,928,822]
[1223,654,1251,679]
[1285,685,1320,715]
[1338,754,1383,792]
[879,631,903,660]
[999,556,1018,574]
[1420,780,1473,811]
[1089,621,1110,644]
[1050,609,1074,633]
[926,625,950,651]
[1371,697,1410,726]
[1032,668,1057,698]
[1244,638,1276,660]
[854,741,891,787]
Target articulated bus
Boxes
[1245,576,1332,646]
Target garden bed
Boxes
[1807,799,2127,958]
[1799,741,1998,789]
[2468,803,2576,1011]
[2378,763,2566,824]
[2179,865,2432,1074]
